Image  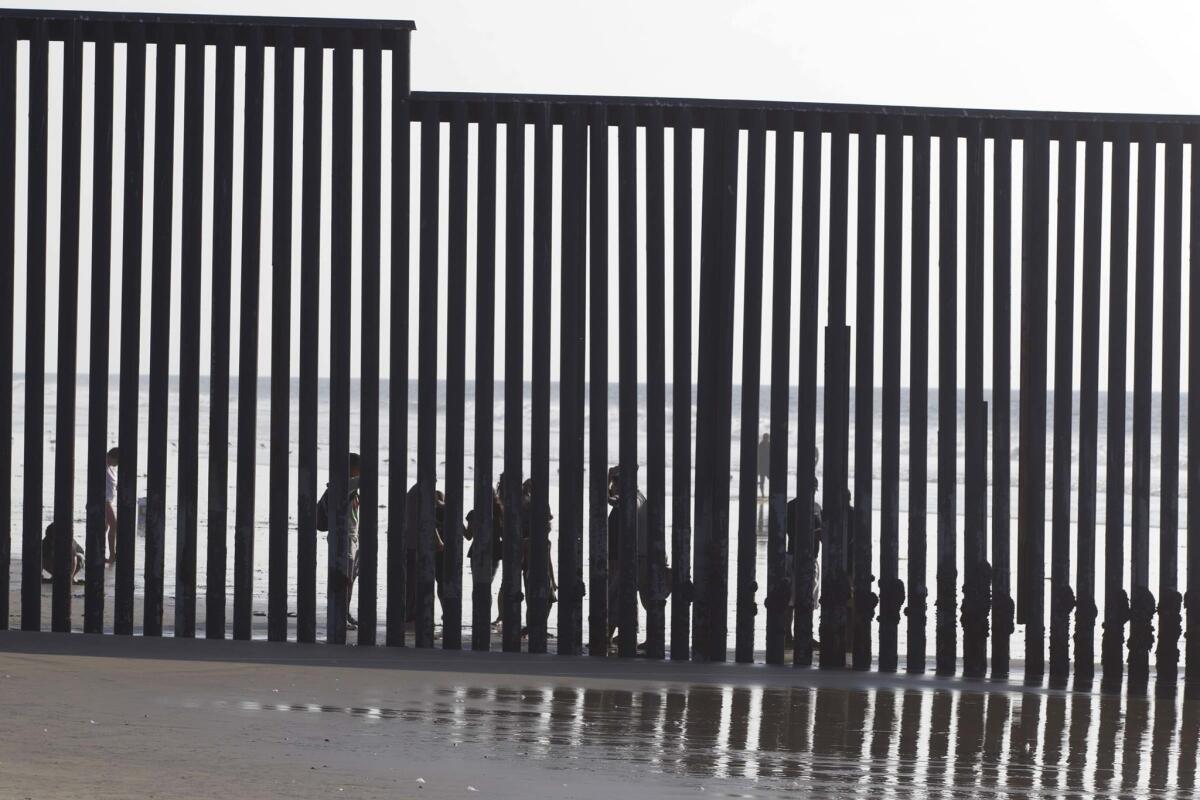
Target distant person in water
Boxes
[757,433,771,496]
[41,523,85,585]
[105,447,119,564]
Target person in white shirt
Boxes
[105,447,119,565]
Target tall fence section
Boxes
[1,10,1198,695]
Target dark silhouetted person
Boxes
[41,523,84,585]
[606,464,669,651]
[317,452,362,630]
[404,483,447,624]
[757,433,771,496]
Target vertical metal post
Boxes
[144,29,176,637]
[935,119,958,677]
[587,104,609,657]
[645,107,667,660]
[1017,120,1050,684]
[0,20,15,631]
[700,111,739,662]
[114,28,146,636]
[51,21,83,632]
[852,114,878,671]
[84,23,115,634]
[1157,124,1184,689]
[991,119,1014,678]
[529,102,552,654]
[234,31,264,641]
[765,114,794,666]
[1129,124,1158,692]
[502,102,525,653]
[1049,126,1078,686]
[907,117,931,673]
[879,115,904,672]
[20,24,48,632]
[1188,125,1200,690]
[205,27,234,639]
[962,119,988,678]
[793,110,823,668]
[442,100,468,650]
[1075,125,1103,686]
[412,97,438,650]
[471,102,497,651]
[820,113,850,669]
[736,112,766,664]
[356,33,382,645]
[296,35,323,645]
[1102,124,1131,692]
[386,34,410,647]
[174,27,204,638]
[267,28,296,643]
[670,113,693,661]
[558,104,587,655]
[617,104,638,658]
[327,34,353,645]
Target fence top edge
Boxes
[0,8,415,38]
[408,91,1200,135]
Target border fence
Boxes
[1,9,1198,696]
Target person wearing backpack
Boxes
[316,452,362,630]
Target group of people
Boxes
[323,457,669,649]
[39,447,121,585]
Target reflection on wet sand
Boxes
[232,679,1198,798]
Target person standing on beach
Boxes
[104,447,119,564]
[318,453,363,630]
[757,433,771,496]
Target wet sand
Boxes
[0,631,1195,799]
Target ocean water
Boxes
[7,375,1189,661]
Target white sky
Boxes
[10,0,1200,391]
